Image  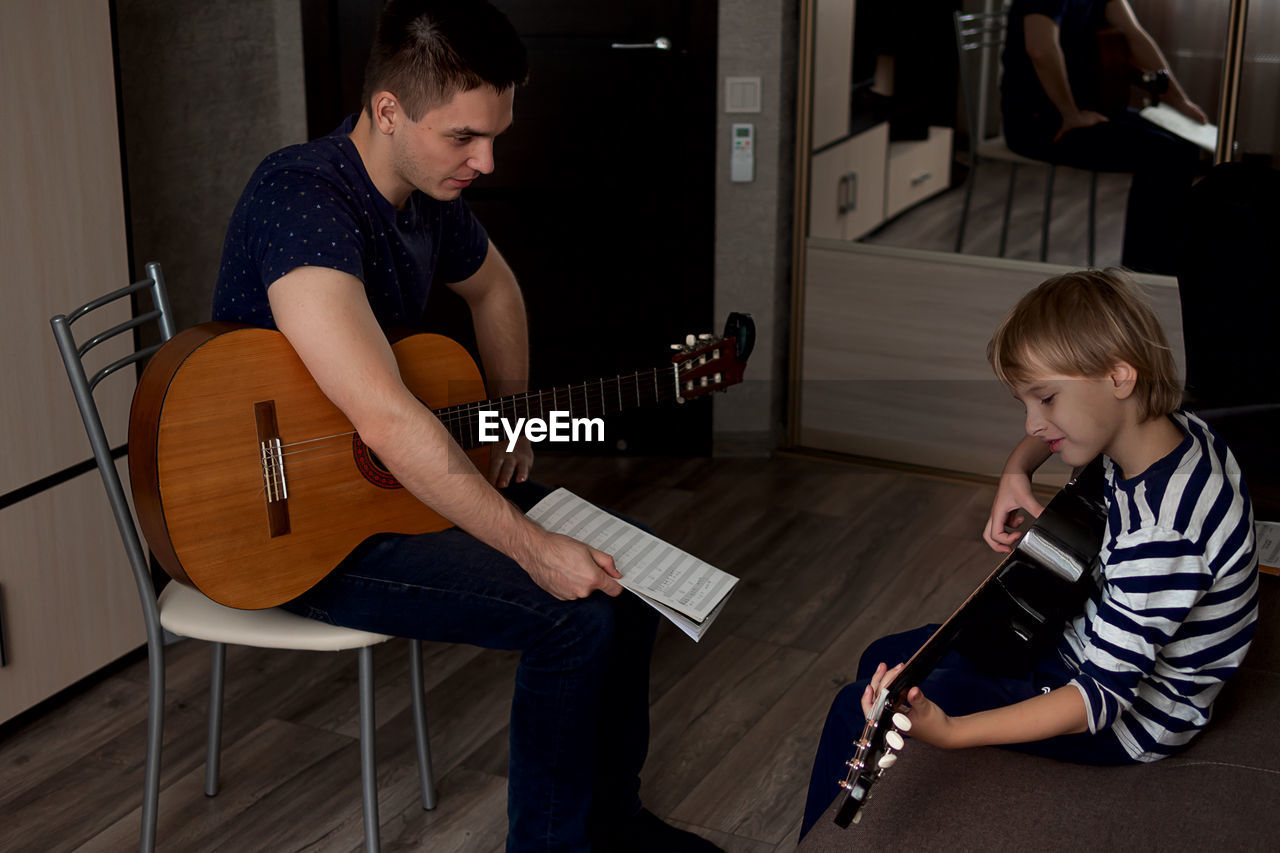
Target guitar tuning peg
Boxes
[685,334,696,347]
[877,752,898,769]
[698,333,713,340]
[884,730,905,751]
[892,712,912,733]
[670,343,683,351]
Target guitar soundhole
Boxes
[352,434,402,489]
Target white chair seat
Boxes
[975,135,1043,166]
[159,582,392,651]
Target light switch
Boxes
[725,76,762,113]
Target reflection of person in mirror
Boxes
[1001,0,1203,275]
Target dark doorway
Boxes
[302,0,719,456]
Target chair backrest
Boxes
[49,262,176,639]
[953,5,1010,148]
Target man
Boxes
[1001,0,1204,274]
[212,2,719,850]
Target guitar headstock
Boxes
[669,312,754,402]
[833,689,913,828]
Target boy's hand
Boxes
[983,471,1045,553]
[860,662,959,749]
[899,686,958,749]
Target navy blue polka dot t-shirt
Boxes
[213,115,489,331]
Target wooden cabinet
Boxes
[886,126,954,220]
[0,1,143,724]
[811,0,856,150]
[809,123,890,240]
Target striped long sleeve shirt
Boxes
[1060,411,1259,761]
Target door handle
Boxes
[611,37,672,50]
[838,172,858,214]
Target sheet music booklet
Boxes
[526,488,739,641]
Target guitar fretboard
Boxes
[432,365,683,449]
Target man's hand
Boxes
[488,434,534,487]
[1165,93,1208,124]
[860,662,958,749]
[984,470,1045,553]
[1054,109,1108,142]
[514,529,624,600]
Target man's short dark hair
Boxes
[361,0,528,120]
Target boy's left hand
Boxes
[861,661,960,749]
[899,686,959,749]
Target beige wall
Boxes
[713,0,800,455]
[115,0,307,333]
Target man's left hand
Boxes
[489,434,534,487]
[1167,93,1208,124]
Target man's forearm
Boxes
[472,280,529,397]
[1124,29,1193,105]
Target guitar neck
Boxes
[432,365,681,449]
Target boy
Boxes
[801,269,1258,836]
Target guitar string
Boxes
[253,362,707,493]
[266,368,690,456]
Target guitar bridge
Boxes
[255,400,291,538]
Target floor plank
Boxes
[1,454,1013,851]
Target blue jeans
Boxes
[800,624,1136,838]
[280,482,659,852]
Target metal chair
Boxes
[49,262,436,852]
[953,7,1098,264]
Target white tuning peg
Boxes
[877,752,898,769]
[698,333,713,340]
[670,344,683,351]
[892,712,912,733]
[685,334,696,346]
[884,730,905,751]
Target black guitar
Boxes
[833,458,1107,828]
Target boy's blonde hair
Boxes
[987,268,1182,421]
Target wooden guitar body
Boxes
[129,324,489,610]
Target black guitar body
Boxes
[833,458,1107,828]
[954,459,1107,675]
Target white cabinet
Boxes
[811,0,857,150]
[809,122,890,240]
[886,126,954,220]
[0,1,142,724]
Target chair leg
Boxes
[1087,170,1098,267]
[956,155,980,253]
[140,633,166,853]
[1040,164,1056,263]
[999,163,1018,257]
[409,640,437,810]
[205,642,226,797]
[359,645,381,853]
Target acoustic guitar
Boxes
[833,458,1107,828]
[129,314,754,610]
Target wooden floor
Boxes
[0,453,1007,852]
[865,158,1132,268]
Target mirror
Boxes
[810,0,1242,273]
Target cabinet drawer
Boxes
[885,126,953,220]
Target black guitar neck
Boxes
[833,458,1107,828]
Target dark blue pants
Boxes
[800,624,1135,838]
[281,482,659,852]
[1004,108,1201,275]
